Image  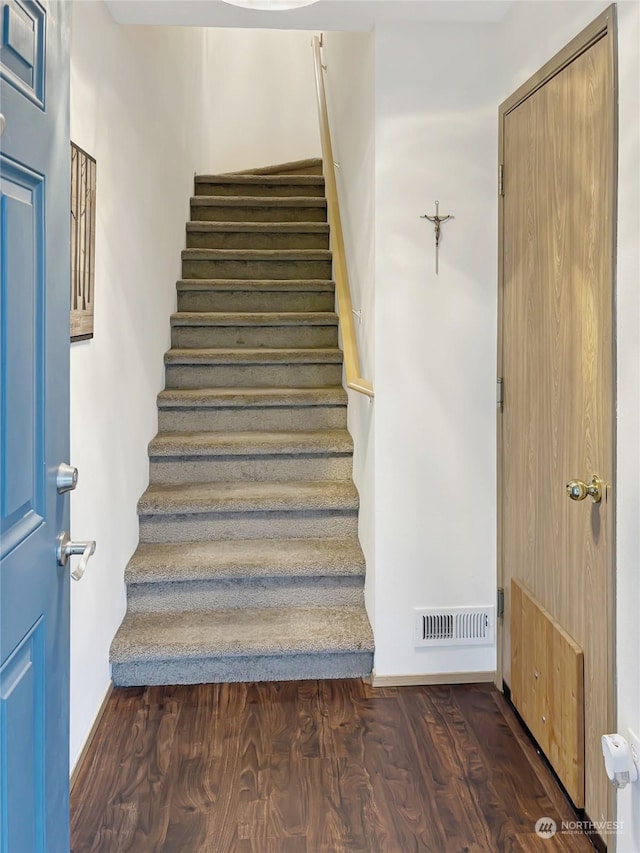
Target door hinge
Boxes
[497,588,505,619]
[497,377,504,410]
[498,163,504,197]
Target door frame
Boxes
[496,0,618,789]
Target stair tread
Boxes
[157,386,347,408]
[126,537,365,583]
[181,248,331,260]
[191,196,327,207]
[177,279,335,292]
[187,222,329,233]
[111,605,374,661]
[165,347,343,364]
[170,311,338,327]
[196,174,324,185]
[148,429,353,457]
[222,158,322,177]
[138,479,359,515]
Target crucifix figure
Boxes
[421,200,454,274]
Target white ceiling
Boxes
[105,1,516,31]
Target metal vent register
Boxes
[414,607,495,647]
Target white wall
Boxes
[321,31,376,624]
[501,3,640,850]
[373,22,500,676]
[201,28,320,172]
[69,3,319,771]
[615,4,640,846]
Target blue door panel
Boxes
[0,619,45,853]
[1,162,45,554]
[0,0,44,107]
[0,1,70,850]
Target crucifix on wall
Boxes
[420,201,454,274]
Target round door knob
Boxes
[567,479,589,501]
[566,476,603,503]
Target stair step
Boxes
[157,386,347,432]
[177,279,335,313]
[181,248,332,281]
[139,479,358,515]
[190,196,327,223]
[110,606,374,686]
[148,429,353,483]
[164,347,343,389]
[138,480,359,543]
[125,537,365,612]
[170,311,338,349]
[195,174,325,198]
[149,429,352,456]
[126,537,365,583]
[224,158,323,177]
[186,222,329,250]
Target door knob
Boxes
[56,532,96,581]
[566,476,603,504]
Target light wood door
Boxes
[499,17,615,827]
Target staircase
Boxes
[110,158,374,686]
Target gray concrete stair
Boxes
[110,158,372,687]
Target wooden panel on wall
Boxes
[511,579,584,808]
[70,143,96,341]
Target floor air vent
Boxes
[414,606,495,647]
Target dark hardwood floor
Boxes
[70,681,593,852]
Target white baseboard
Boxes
[367,670,496,688]
[70,680,113,792]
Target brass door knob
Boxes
[566,476,603,503]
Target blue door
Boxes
[0,1,71,851]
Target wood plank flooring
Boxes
[70,681,594,852]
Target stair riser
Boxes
[177,290,334,313]
[127,577,364,612]
[149,455,353,485]
[191,204,327,223]
[139,510,359,543]
[182,259,333,281]
[186,231,329,250]
[281,165,323,175]
[158,405,347,433]
[165,363,343,389]
[112,650,374,687]
[195,183,325,198]
[171,325,338,349]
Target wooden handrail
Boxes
[312,36,374,399]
